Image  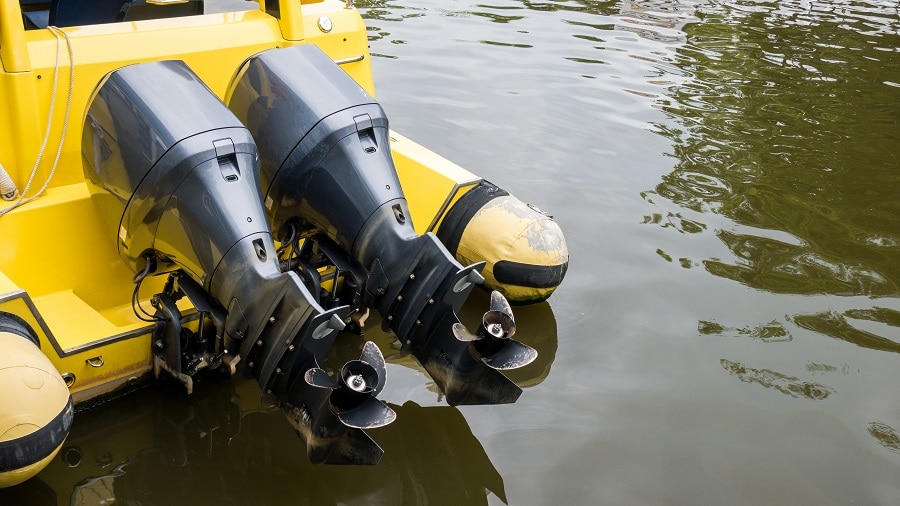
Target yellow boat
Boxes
[0,0,567,486]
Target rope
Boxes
[0,26,75,218]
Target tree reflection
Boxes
[645,0,900,297]
[792,309,900,354]
[720,358,833,400]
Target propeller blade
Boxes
[452,322,481,342]
[478,339,538,370]
[305,367,340,389]
[336,397,397,429]
[359,341,387,396]
[489,290,514,320]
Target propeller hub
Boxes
[482,311,515,339]
[486,322,504,338]
[346,373,367,392]
[341,360,378,395]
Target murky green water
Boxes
[4,0,900,504]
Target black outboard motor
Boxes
[82,60,392,463]
[227,45,536,405]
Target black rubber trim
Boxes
[0,311,40,347]
[0,397,73,472]
[436,181,508,256]
[493,260,569,289]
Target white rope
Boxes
[0,161,17,200]
[0,26,75,217]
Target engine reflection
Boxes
[25,379,510,505]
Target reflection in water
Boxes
[868,422,900,455]
[24,380,508,506]
[6,293,557,505]
[638,0,900,425]
[720,359,833,400]
[792,309,900,354]
[645,0,900,298]
[698,319,791,342]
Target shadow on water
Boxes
[0,291,557,506]
[8,383,503,506]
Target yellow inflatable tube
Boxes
[437,182,568,304]
[0,313,73,488]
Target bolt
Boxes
[288,345,295,351]
[409,273,416,280]
[397,295,403,301]
[387,315,393,321]
[428,298,435,304]
[269,316,276,323]
[257,339,263,346]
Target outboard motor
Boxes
[227,45,536,405]
[82,60,393,463]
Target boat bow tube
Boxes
[82,60,392,463]
[437,181,569,304]
[227,45,537,405]
[0,312,73,488]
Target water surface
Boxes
[4,0,900,504]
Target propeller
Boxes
[452,291,537,370]
[305,341,396,429]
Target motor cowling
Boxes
[227,43,406,259]
[82,60,269,293]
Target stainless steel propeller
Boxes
[304,341,396,429]
[452,291,538,370]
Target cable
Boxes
[0,26,75,217]
[279,223,298,271]
[131,260,165,323]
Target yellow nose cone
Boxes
[454,195,568,304]
[0,331,73,488]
